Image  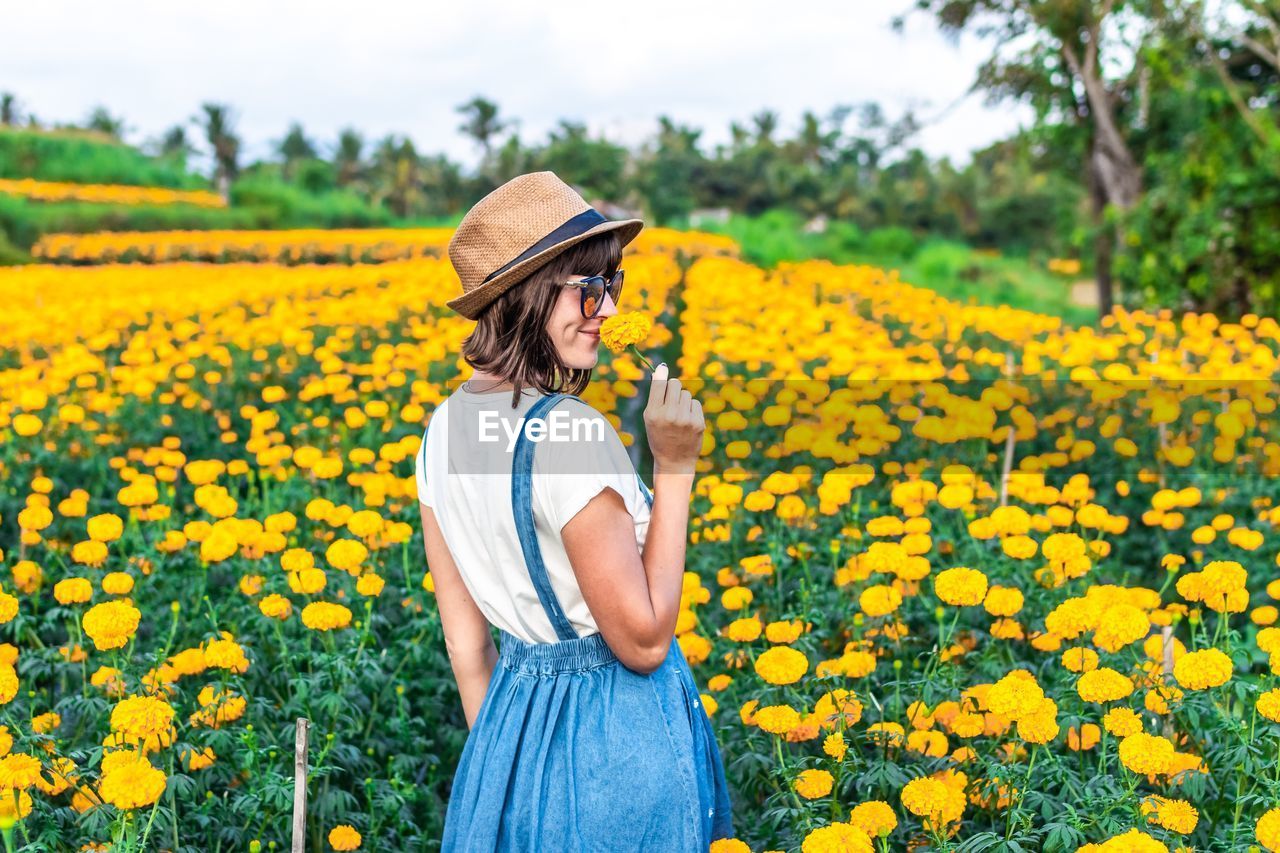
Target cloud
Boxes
[2,0,1030,169]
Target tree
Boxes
[276,122,317,181]
[370,134,423,218]
[634,116,706,224]
[153,125,195,166]
[334,128,366,188]
[85,105,126,140]
[533,121,628,201]
[196,103,241,202]
[0,93,19,126]
[908,0,1157,317]
[456,96,512,179]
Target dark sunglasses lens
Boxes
[609,270,624,304]
[582,277,605,317]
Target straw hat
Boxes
[445,171,645,320]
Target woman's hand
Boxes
[644,363,704,476]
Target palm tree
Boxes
[85,106,125,140]
[196,103,241,203]
[276,122,317,181]
[0,93,18,126]
[334,128,366,188]
[370,135,423,218]
[456,96,510,159]
[157,125,195,165]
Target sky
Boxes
[4,0,1031,172]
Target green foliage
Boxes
[0,195,258,249]
[0,128,204,188]
[229,175,393,229]
[1116,28,1280,318]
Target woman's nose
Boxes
[598,291,620,318]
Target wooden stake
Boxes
[292,718,310,853]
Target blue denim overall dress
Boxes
[437,392,735,852]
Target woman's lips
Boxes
[580,330,600,340]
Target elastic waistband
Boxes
[498,628,619,674]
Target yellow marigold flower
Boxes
[722,585,754,611]
[849,800,897,837]
[199,528,239,563]
[0,590,17,626]
[1045,597,1101,639]
[11,561,42,595]
[16,505,53,532]
[1172,647,1232,690]
[900,776,964,823]
[1061,647,1099,673]
[281,548,315,573]
[101,572,134,596]
[753,705,801,735]
[823,732,848,761]
[1092,604,1149,653]
[30,712,60,734]
[934,567,988,606]
[1103,707,1144,737]
[709,841,751,853]
[1016,698,1060,744]
[1258,688,1280,723]
[109,696,174,742]
[859,585,902,617]
[1118,732,1175,775]
[1259,808,1280,851]
[99,755,166,810]
[345,510,384,539]
[86,514,124,543]
[985,671,1044,721]
[754,646,808,686]
[356,573,385,597]
[765,619,805,644]
[599,311,652,353]
[183,746,216,771]
[301,601,353,632]
[259,593,292,620]
[54,578,93,606]
[793,768,834,799]
[814,689,864,730]
[0,753,41,788]
[1154,797,1198,834]
[288,568,328,595]
[1077,667,1134,703]
[800,822,872,853]
[204,638,250,673]
[82,601,141,651]
[0,788,32,820]
[325,539,368,575]
[328,824,362,851]
[189,685,247,729]
[983,585,1024,617]
[725,617,763,643]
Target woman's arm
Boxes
[420,502,497,729]
[562,472,694,674]
[561,367,703,675]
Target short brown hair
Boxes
[460,230,623,408]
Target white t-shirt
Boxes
[415,384,653,644]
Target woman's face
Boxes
[545,273,619,369]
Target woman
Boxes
[415,171,735,851]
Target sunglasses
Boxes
[564,269,624,319]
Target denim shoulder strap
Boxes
[511,392,582,642]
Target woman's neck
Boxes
[464,371,515,394]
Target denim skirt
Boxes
[439,629,736,851]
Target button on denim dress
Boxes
[436,392,736,852]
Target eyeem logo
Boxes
[478,410,608,452]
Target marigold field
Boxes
[2,229,1280,852]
